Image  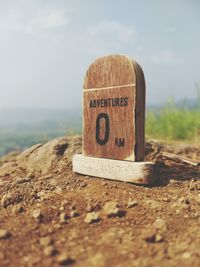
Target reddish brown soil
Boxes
[0,136,200,267]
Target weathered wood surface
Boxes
[83,55,145,161]
[73,154,155,184]
[161,152,200,167]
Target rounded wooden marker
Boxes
[83,55,145,161]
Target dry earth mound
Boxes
[0,136,200,267]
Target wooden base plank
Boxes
[73,154,155,185]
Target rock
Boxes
[143,230,164,243]
[1,193,23,208]
[162,197,170,202]
[32,209,44,222]
[153,218,167,232]
[12,204,24,214]
[127,199,138,208]
[44,245,57,257]
[182,252,192,259]
[0,229,11,239]
[70,210,79,218]
[86,203,93,212]
[103,201,125,217]
[84,212,100,224]
[39,236,53,246]
[57,253,74,265]
[79,181,87,188]
[59,212,68,224]
[177,197,190,204]
[15,177,32,184]
[27,173,35,179]
[55,187,63,194]
[189,180,200,191]
[17,136,82,175]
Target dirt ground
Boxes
[0,136,200,267]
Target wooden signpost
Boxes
[73,55,155,184]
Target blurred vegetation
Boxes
[0,125,81,156]
[146,95,200,142]
[1,91,200,156]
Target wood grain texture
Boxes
[84,55,135,89]
[73,154,155,184]
[83,54,145,161]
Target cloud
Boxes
[85,20,136,54]
[0,7,69,33]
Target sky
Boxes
[0,0,199,109]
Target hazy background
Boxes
[0,0,199,109]
[0,0,200,156]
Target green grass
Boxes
[146,103,200,142]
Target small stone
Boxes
[155,234,164,242]
[70,210,79,218]
[12,204,24,214]
[169,179,179,185]
[57,253,74,265]
[79,181,87,188]
[44,245,57,257]
[182,252,191,259]
[55,187,63,194]
[103,201,125,217]
[59,212,68,224]
[15,177,31,184]
[1,193,22,208]
[0,229,11,239]
[162,197,170,202]
[143,230,164,243]
[190,213,199,219]
[153,218,167,232]
[189,181,200,191]
[39,236,53,246]
[27,173,35,179]
[84,212,100,224]
[86,203,93,212]
[178,197,190,204]
[32,209,44,222]
[127,199,138,208]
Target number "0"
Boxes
[96,113,110,145]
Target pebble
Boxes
[189,180,200,191]
[153,218,167,232]
[0,229,11,239]
[39,236,53,246]
[182,252,192,259]
[103,201,123,217]
[127,199,138,208]
[79,181,87,188]
[143,231,164,243]
[55,187,63,194]
[70,210,79,218]
[27,173,35,179]
[86,203,93,212]
[57,253,74,265]
[178,197,190,204]
[162,197,170,202]
[44,245,57,257]
[32,209,44,222]
[1,193,22,208]
[84,212,100,224]
[12,204,24,214]
[59,212,68,224]
[15,177,31,184]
